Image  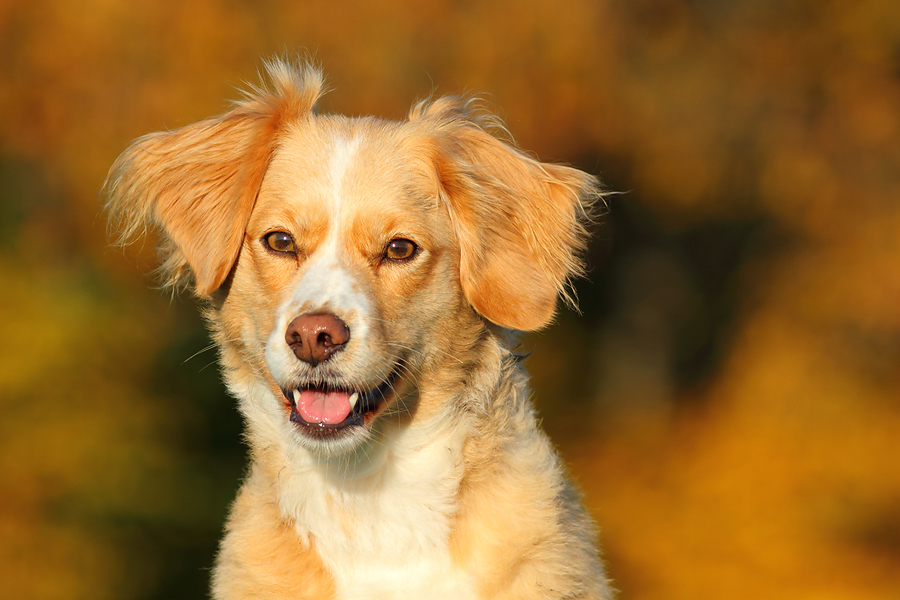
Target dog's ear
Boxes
[105,60,324,296]
[411,98,601,331]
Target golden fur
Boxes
[106,58,612,599]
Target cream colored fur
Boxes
[106,58,612,600]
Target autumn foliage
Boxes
[1,1,899,598]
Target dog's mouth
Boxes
[280,375,396,438]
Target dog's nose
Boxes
[285,313,350,366]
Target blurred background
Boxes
[1,0,899,598]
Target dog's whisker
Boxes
[183,337,268,366]
[383,340,465,366]
[181,342,220,364]
[198,359,220,373]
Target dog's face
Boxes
[106,63,598,457]
[223,119,466,454]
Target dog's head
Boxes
[106,60,599,455]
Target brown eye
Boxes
[384,238,417,262]
[263,231,296,254]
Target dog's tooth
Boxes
[349,392,359,409]
[292,389,300,404]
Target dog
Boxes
[106,58,612,600]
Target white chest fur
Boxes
[274,411,478,600]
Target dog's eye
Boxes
[263,231,296,254]
[384,238,417,262]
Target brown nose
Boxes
[285,313,350,366]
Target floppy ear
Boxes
[105,60,324,296]
[411,98,601,331]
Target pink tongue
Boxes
[295,389,353,424]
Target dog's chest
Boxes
[327,545,476,600]
[283,421,478,599]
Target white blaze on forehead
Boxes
[328,134,361,218]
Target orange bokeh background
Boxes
[1,1,899,598]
